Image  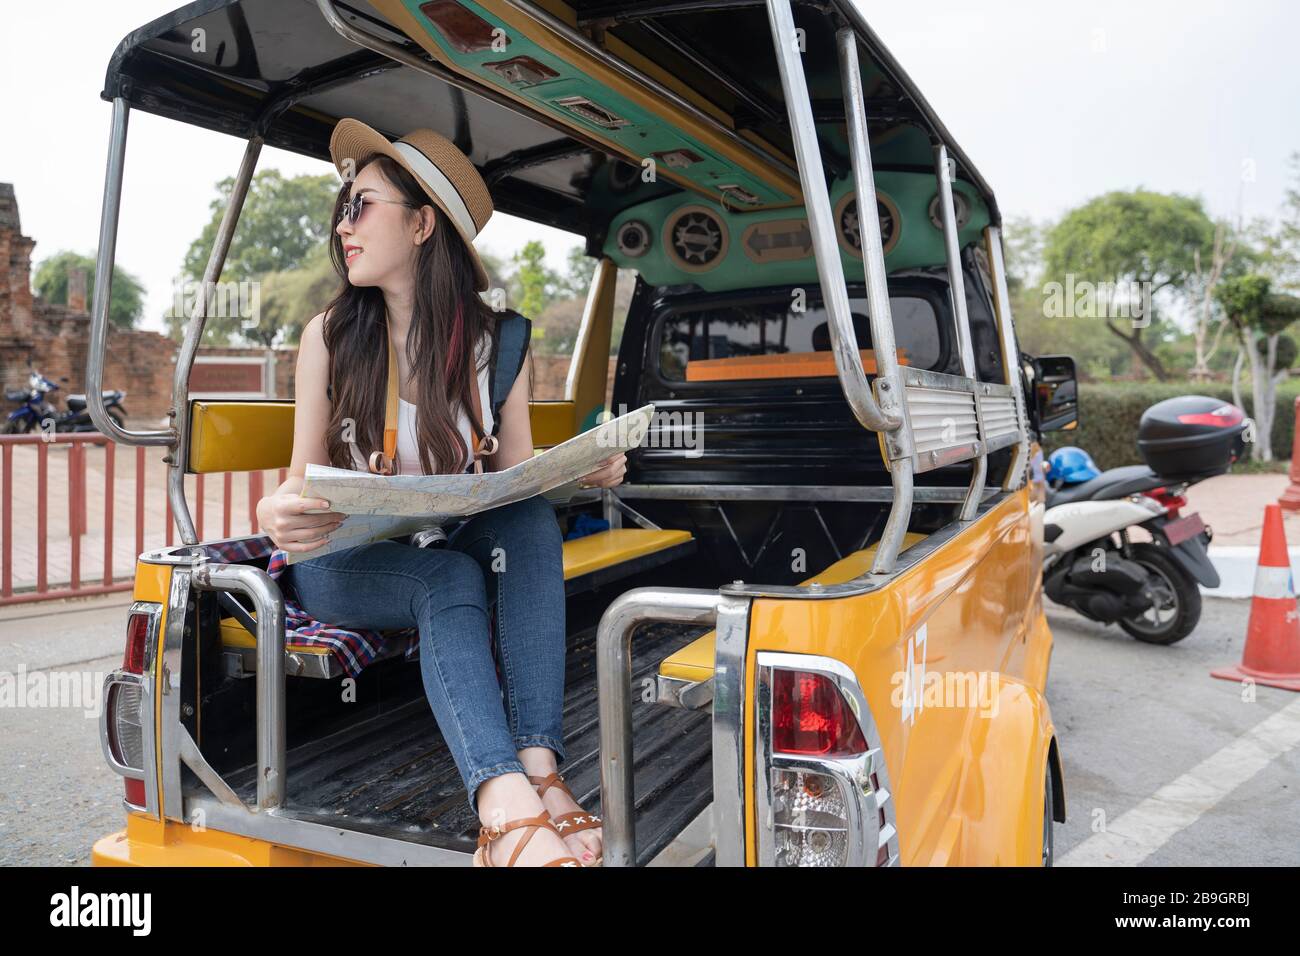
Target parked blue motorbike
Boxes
[2,369,127,434]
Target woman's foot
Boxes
[519,748,603,865]
[475,772,579,867]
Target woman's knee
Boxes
[507,495,562,543]
[415,548,488,614]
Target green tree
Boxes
[1000,215,1045,295]
[1042,190,1214,380]
[33,250,145,329]
[183,170,339,281]
[509,240,562,325]
[174,170,339,344]
[253,245,339,347]
[515,245,612,356]
[1215,274,1300,460]
[1185,218,1257,380]
[557,246,597,299]
[1003,217,1134,380]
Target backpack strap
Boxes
[489,309,531,437]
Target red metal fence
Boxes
[0,433,285,606]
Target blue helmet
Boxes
[1048,447,1100,484]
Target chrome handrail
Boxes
[934,146,977,382]
[87,99,171,447]
[836,25,916,573]
[984,226,1032,490]
[168,137,263,545]
[191,561,286,811]
[597,587,720,866]
[766,0,923,573]
[763,0,902,438]
[86,96,262,545]
[933,144,988,520]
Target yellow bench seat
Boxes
[187,399,582,473]
[560,528,692,579]
[658,532,927,682]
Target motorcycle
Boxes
[2,369,127,435]
[1042,395,1248,644]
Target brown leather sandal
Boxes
[528,771,603,866]
[473,809,581,867]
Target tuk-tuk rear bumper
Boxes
[91,814,370,867]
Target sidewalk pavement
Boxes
[2,440,277,596]
[1186,472,1299,547]
[1185,472,1300,598]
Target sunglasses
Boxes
[336,191,417,227]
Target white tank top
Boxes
[348,334,494,475]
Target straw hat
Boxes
[329,118,493,292]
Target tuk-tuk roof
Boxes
[103,0,1000,240]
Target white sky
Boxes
[2,0,1296,332]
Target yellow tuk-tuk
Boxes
[89,0,1073,867]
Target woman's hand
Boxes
[257,494,347,553]
[577,452,627,490]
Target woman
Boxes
[256,119,625,867]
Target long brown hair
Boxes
[321,155,499,475]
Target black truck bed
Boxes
[223,620,714,865]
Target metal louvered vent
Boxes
[980,391,1019,452]
[552,95,629,129]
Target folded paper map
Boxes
[289,402,656,563]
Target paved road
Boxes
[1047,597,1300,866]
[0,593,1296,866]
[0,596,130,866]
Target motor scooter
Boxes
[2,370,127,434]
[1043,396,1247,644]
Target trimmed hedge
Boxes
[1043,381,1300,470]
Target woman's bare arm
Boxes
[255,312,346,550]
[285,312,334,484]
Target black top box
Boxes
[1137,396,1248,482]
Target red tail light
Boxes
[1177,405,1243,428]
[122,611,150,674]
[104,605,158,810]
[1143,486,1187,516]
[772,670,868,756]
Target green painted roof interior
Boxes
[400,0,796,206]
[601,170,989,291]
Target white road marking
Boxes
[1060,697,1300,866]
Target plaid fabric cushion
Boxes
[267,548,419,677]
[204,537,418,679]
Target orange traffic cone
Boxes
[1211,503,1300,691]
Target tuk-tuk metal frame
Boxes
[86,0,1021,564]
[87,0,1030,867]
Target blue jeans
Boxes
[283,494,567,817]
